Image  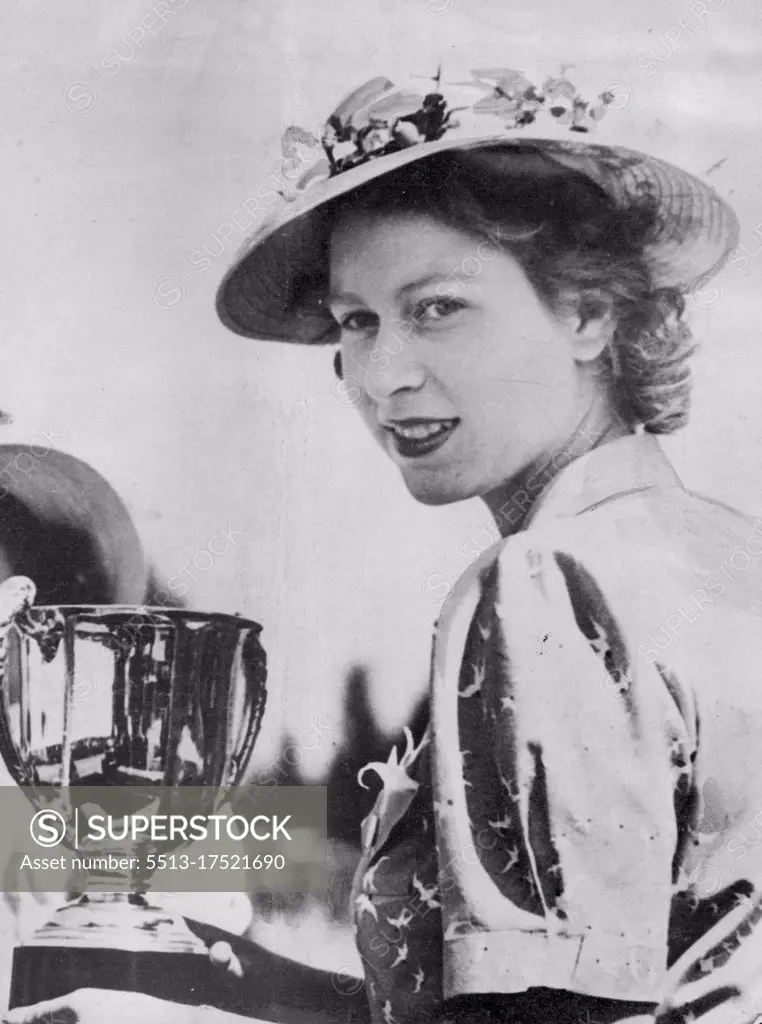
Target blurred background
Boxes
[0,0,760,988]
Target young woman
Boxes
[10,71,762,1024]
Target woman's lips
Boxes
[383,418,459,459]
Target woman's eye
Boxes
[334,310,378,333]
[412,297,467,325]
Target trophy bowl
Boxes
[0,576,268,1010]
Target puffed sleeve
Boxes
[429,532,697,1006]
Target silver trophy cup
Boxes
[0,576,267,1010]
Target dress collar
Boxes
[525,432,683,529]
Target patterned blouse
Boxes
[352,433,762,1024]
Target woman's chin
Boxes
[400,472,475,507]
[409,490,458,507]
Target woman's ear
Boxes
[568,291,616,364]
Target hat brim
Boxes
[216,134,740,344]
[0,445,147,604]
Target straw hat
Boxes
[0,444,147,604]
[216,69,739,345]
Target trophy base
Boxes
[9,892,233,1010]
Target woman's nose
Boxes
[349,325,426,401]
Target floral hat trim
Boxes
[280,67,621,189]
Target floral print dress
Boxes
[353,434,762,1024]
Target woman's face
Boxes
[328,210,606,506]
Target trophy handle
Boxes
[0,577,38,785]
[0,576,37,640]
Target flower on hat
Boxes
[466,67,618,133]
[542,76,578,102]
[470,67,543,125]
[314,75,466,175]
[358,124,394,156]
[280,125,322,160]
[392,121,423,146]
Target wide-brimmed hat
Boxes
[0,444,147,604]
[216,69,740,345]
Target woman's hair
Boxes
[329,146,696,434]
